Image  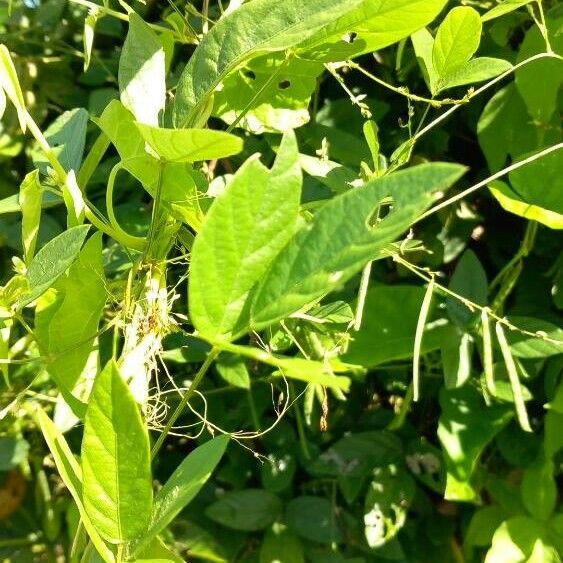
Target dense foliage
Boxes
[0,0,562,561]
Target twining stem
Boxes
[150,347,220,458]
[417,142,563,222]
[412,52,563,143]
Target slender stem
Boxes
[291,382,311,460]
[353,261,372,331]
[347,60,467,107]
[413,52,562,143]
[151,347,219,458]
[417,143,563,222]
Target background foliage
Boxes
[0,0,562,562]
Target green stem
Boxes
[151,347,220,458]
[291,382,311,460]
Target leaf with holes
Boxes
[251,163,465,330]
[213,52,323,133]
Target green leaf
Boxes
[205,489,282,531]
[18,224,90,308]
[261,453,296,493]
[477,84,557,173]
[438,57,512,92]
[504,316,563,358]
[521,457,557,521]
[465,506,507,547]
[433,7,482,79]
[32,109,89,173]
[485,517,558,563]
[411,27,439,95]
[213,52,323,133]
[0,437,29,471]
[343,285,450,367]
[173,0,368,127]
[133,435,229,556]
[296,0,449,63]
[83,9,99,71]
[488,180,563,229]
[286,496,342,544]
[364,465,415,548]
[215,354,250,389]
[438,386,512,501]
[81,360,153,543]
[260,526,304,563]
[35,233,106,417]
[206,337,352,391]
[189,131,301,340]
[447,249,488,328]
[135,123,243,162]
[0,43,27,131]
[19,170,42,265]
[309,432,403,478]
[119,13,166,126]
[35,407,115,563]
[515,14,563,123]
[94,100,144,160]
[251,163,465,330]
[481,0,535,23]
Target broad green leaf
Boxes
[133,435,229,556]
[521,457,557,521]
[296,0,449,62]
[119,13,166,126]
[438,386,512,501]
[32,109,89,173]
[309,432,403,478]
[35,233,106,417]
[17,224,90,308]
[286,496,342,544]
[411,27,439,94]
[19,170,42,265]
[189,131,301,340]
[135,123,243,162]
[251,163,465,330]
[205,489,282,531]
[507,149,562,228]
[173,0,367,127]
[465,506,507,547]
[477,84,558,172]
[515,12,563,124]
[299,154,357,193]
[82,360,153,543]
[35,408,115,563]
[481,0,535,22]
[260,526,304,563]
[447,249,488,328]
[0,43,27,131]
[215,354,250,389]
[488,180,563,229]
[343,286,450,367]
[504,316,563,358]
[94,100,144,160]
[364,465,415,548]
[433,7,482,79]
[213,52,323,133]
[485,517,558,563]
[438,57,512,92]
